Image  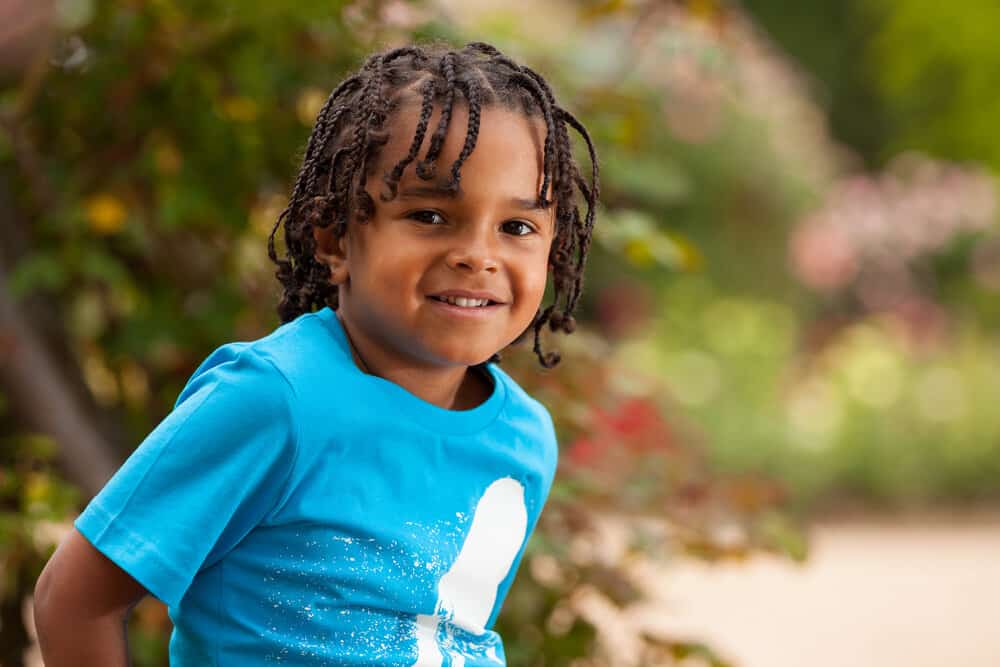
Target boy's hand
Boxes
[33,527,150,666]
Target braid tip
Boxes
[416,161,436,180]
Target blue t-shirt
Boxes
[74,306,558,666]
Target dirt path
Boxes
[630,512,1000,667]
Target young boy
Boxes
[33,41,598,666]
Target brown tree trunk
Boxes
[0,182,120,497]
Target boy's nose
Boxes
[446,252,499,273]
[445,233,499,273]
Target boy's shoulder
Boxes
[183,308,350,404]
[489,363,554,429]
[488,364,559,474]
[246,307,350,378]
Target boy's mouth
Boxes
[428,290,506,309]
[430,295,499,308]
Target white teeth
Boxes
[438,296,489,307]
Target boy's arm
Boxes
[33,527,150,667]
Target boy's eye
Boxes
[408,210,446,225]
[502,220,535,236]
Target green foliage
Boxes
[620,276,1000,513]
[6,1,399,423]
[739,0,889,166]
[738,0,1000,511]
[863,0,1000,169]
[0,430,81,664]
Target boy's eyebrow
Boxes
[397,185,552,211]
[398,185,457,200]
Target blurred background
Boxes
[2,1,999,665]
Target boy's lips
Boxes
[427,289,507,304]
[427,297,506,318]
[426,289,508,319]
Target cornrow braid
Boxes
[415,52,458,180]
[509,72,555,207]
[446,76,482,193]
[348,55,388,223]
[293,77,363,199]
[268,41,600,368]
[382,78,436,200]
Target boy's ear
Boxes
[313,225,349,285]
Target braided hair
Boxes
[267,41,599,368]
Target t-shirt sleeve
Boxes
[73,343,298,608]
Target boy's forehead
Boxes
[379,102,548,192]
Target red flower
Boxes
[594,398,674,452]
[566,437,601,467]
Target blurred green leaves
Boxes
[595,208,701,271]
[865,0,1000,168]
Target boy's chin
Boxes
[447,352,499,367]
[429,346,501,368]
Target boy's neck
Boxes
[337,312,492,411]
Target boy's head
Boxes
[269,42,599,368]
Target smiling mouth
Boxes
[429,295,501,308]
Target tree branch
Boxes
[0,179,119,497]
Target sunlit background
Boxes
[2,1,999,666]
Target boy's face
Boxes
[314,103,556,369]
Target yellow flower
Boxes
[85,194,126,234]
[24,471,52,505]
[624,238,655,267]
[297,87,327,127]
[220,96,258,122]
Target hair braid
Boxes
[416,51,457,179]
[462,42,502,57]
[558,108,600,314]
[290,77,361,198]
[504,68,579,362]
[508,76,554,210]
[303,105,349,195]
[352,57,390,222]
[382,77,436,200]
[446,76,482,192]
[382,46,425,64]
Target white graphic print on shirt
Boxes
[411,477,528,666]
